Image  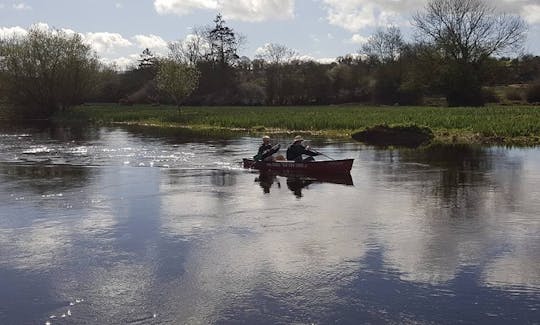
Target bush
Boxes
[399,82,424,105]
[505,88,523,101]
[234,82,266,105]
[482,88,500,103]
[352,124,434,148]
[526,82,540,103]
[0,27,100,118]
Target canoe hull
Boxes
[243,158,353,174]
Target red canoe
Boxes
[243,158,354,174]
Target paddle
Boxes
[304,143,336,161]
[314,151,336,161]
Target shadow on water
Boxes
[255,170,353,198]
[0,163,92,195]
[120,124,242,145]
[0,119,99,142]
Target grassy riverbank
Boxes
[57,104,540,145]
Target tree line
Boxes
[1,0,540,118]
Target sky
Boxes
[0,0,539,69]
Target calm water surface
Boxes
[0,124,539,324]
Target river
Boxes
[0,123,539,324]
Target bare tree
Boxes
[168,27,209,65]
[413,0,527,106]
[414,0,526,63]
[361,26,405,63]
[255,43,297,65]
[168,14,245,68]
[254,43,298,104]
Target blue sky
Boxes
[1,0,539,69]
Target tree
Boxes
[156,59,200,109]
[168,27,209,65]
[255,43,298,104]
[255,43,297,65]
[206,14,244,67]
[138,48,157,70]
[413,0,526,106]
[176,14,245,104]
[361,26,405,64]
[0,27,100,117]
[359,27,420,105]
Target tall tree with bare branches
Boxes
[256,43,298,104]
[361,26,405,64]
[413,0,526,106]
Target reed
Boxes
[57,104,540,145]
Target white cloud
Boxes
[13,2,31,10]
[115,3,123,9]
[322,0,410,32]
[0,26,28,38]
[255,44,336,64]
[322,0,540,32]
[291,54,331,63]
[316,57,337,64]
[132,34,168,55]
[0,24,160,70]
[154,0,217,15]
[523,4,540,24]
[31,22,51,32]
[219,0,294,22]
[59,28,78,37]
[254,44,268,57]
[153,0,294,22]
[100,55,139,71]
[349,34,368,45]
[0,23,76,40]
[82,32,133,54]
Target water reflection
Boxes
[364,144,540,290]
[0,162,91,195]
[254,170,353,197]
[286,176,315,198]
[212,170,237,187]
[370,144,523,220]
[0,120,99,142]
[0,125,539,324]
[254,171,280,194]
[121,124,239,145]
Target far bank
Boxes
[53,104,540,146]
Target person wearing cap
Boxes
[286,135,319,162]
[254,135,280,161]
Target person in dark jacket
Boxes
[254,135,280,161]
[286,135,319,162]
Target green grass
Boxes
[57,104,540,145]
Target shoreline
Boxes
[108,121,540,147]
[17,103,540,147]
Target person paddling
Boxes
[254,135,281,161]
[286,135,319,162]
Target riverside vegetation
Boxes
[2,1,539,146]
[1,1,538,121]
[57,104,540,146]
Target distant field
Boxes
[59,104,540,145]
